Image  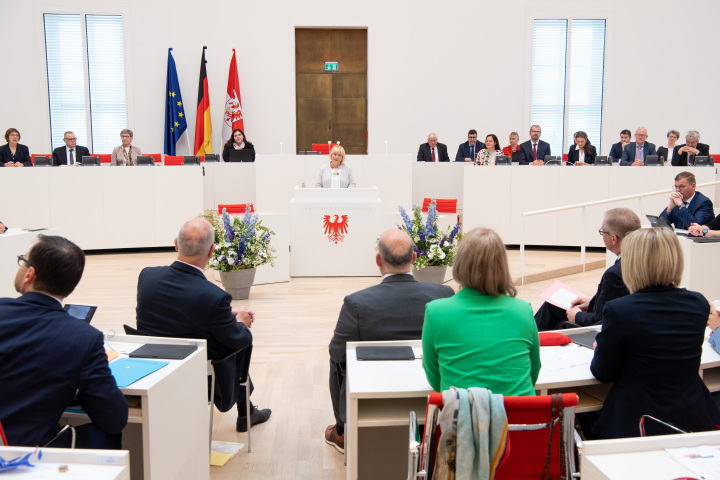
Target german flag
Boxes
[194,47,212,155]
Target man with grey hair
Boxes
[672,130,710,166]
[324,228,454,453]
[620,127,657,166]
[417,132,450,162]
[136,218,271,432]
[52,131,90,166]
[535,208,641,331]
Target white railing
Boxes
[519,180,720,284]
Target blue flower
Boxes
[448,222,461,243]
[398,206,413,232]
[222,208,235,243]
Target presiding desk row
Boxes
[345,331,720,480]
[1,158,718,251]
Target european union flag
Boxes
[164,48,187,155]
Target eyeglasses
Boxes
[64,137,77,141]
[673,184,689,190]
[17,254,33,268]
[598,229,613,237]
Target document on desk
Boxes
[540,344,595,371]
[539,280,587,310]
[109,358,169,388]
[666,444,720,479]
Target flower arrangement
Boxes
[398,200,462,270]
[201,207,276,272]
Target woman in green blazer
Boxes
[422,228,540,396]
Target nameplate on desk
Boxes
[356,346,416,361]
[129,343,198,360]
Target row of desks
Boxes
[345,331,720,480]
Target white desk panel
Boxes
[255,155,305,213]
[254,212,290,285]
[0,167,51,229]
[412,161,466,209]
[47,167,105,249]
[152,166,204,246]
[0,447,129,479]
[206,162,256,208]
[359,155,413,213]
[462,166,512,241]
[101,168,158,249]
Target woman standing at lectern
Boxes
[315,145,356,188]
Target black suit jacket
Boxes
[0,143,32,166]
[608,142,624,161]
[328,274,454,365]
[417,142,450,162]
[0,292,127,446]
[454,141,486,162]
[566,145,597,165]
[518,140,551,165]
[136,261,252,411]
[52,145,90,166]
[590,286,720,439]
[574,259,627,326]
[671,143,710,166]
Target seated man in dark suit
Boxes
[608,129,631,162]
[672,130,710,166]
[0,235,127,448]
[518,124,551,165]
[324,229,454,453]
[659,171,714,229]
[454,129,485,162]
[52,131,90,166]
[619,127,657,166]
[136,218,271,432]
[417,132,450,162]
[535,208,640,331]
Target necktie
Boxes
[69,149,74,165]
[432,148,436,162]
[637,146,642,162]
[470,145,474,159]
[532,144,537,161]
[683,201,689,208]
[689,153,695,166]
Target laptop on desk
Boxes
[229,149,254,162]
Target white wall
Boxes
[1,0,719,160]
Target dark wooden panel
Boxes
[331,30,367,73]
[295,29,332,73]
[297,98,332,123]
[297,74,332,99]
[334,124,367,150]
[332,98,366,124]
[297,122,332,151]
[333,74,366,98]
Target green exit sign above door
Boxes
[325,62,338,71]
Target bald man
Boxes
[136,218,270,433]
[324,229,454,453]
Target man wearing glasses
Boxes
[454,129,486,162]
[519,125,551,165]
[535,208,640,331]
[620,127,657,166]
[659,171,714,230]
[0,235,127,448]
[52,131,90,166]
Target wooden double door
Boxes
[295,28,367,155]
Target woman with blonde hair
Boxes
[422,228,540,395]
[315,145,356,188]
[588,227,720,438]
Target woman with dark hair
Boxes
[567,131,597,165]
[222,128,255,162]
[422,228,540,395]
[474,134,503,166]
[0,128,32,167]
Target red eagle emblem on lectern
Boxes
[323,214,349,244]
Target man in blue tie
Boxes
[659,171,714,229]
[619,127,657,166]
[454,129,486,162]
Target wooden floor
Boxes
[67,247,606,480]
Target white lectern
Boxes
[290,187,383,276]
